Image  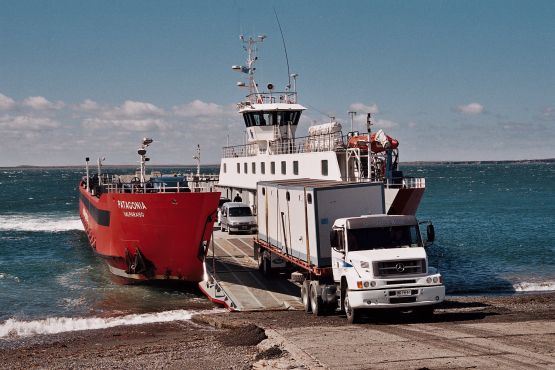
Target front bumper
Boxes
[228,225,257,233]
[348,285,445,309]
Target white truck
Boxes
[254,179,444,323]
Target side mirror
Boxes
[426,223,435,243]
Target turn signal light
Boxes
[357,281,363,289]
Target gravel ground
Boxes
[1,292,554,369]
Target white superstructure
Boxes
[218,35,425,215]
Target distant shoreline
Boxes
[1,158,554,169]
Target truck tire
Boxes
[301,280,311,313]
[310,281,324,316]
[261,252,272,277]
[221,224,226,232]
[257,247,264,272]
[344,290,360,324]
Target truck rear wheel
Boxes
[310,281,324,316]
[301,280,311,313]
[261,251,272,277]
[344,290,360,324]
[257,247,264,272]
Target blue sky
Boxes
[0,0,554,166]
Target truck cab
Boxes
[330,214,445,323]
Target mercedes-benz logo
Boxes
[395,263,405,272]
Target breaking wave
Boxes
[0,214,83,232]
[513,281,555,292]
[0,309,223,338]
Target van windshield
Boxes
[347,225,420,251]
[229,207,252,217]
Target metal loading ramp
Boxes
[199,232,303,311]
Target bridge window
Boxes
[243,111,301,127]
[261,162,266,174]
[321,160,328,176]
[252,162,256,174]
[293,161,299,175]
[237,163,240,173]
[281,161,286,175]
[223,163,227,173]
[244,162,248,174]
[271,161,275,174]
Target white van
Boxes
[220,202,257,234]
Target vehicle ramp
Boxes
[199,233,303,311]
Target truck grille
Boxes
[374,259,426,277]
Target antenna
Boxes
[348,111,357,132]
[273,8,291,90]
[193,144,201,176]
[232,34,265,102]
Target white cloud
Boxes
[348,102,380,114]
[82,118,170,132]
[0,114,60,130]
[456,102,484,115]
[119,100,164,117]
[173,100,231,117]
[22,96,64,110]
[0,93,16,110]
[76,99,100,112]
[374,119,399,129]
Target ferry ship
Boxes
[79,138,220,282]
[217,35,425,215]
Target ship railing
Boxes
[88,173,220,194]
[244,91,297,105]
[221,132,345,158]
[384,176,426,189]
[101,182,192,194]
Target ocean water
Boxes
[0,164,554,336]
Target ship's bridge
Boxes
[238,93,306,147]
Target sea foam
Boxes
[513,281,555,292]
[0,215,83,232]
[0,309,222,338]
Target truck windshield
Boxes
[229,207,252,217]
[347,225,420,251]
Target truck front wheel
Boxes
[344,290,360,324]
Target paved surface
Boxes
[268,320,555,369]
[202,231,303,311]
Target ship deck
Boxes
[199,230,303,311]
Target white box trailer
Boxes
[254,178,445,323]
[257,179,385,268]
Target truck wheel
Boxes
[310,281,324,316]
[301,280,311,313]
[221,224,226,232]
[257,248,264,272]
[344,290,360,324]
[261,252,272,277]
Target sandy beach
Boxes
[1,292,554,369]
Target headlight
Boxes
[370,281,376,287]
[426,277,432,284]
[432,276,439,284]
[363,281,369,288]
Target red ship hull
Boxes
[79,186,220,282]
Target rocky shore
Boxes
[1,293,554,369]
